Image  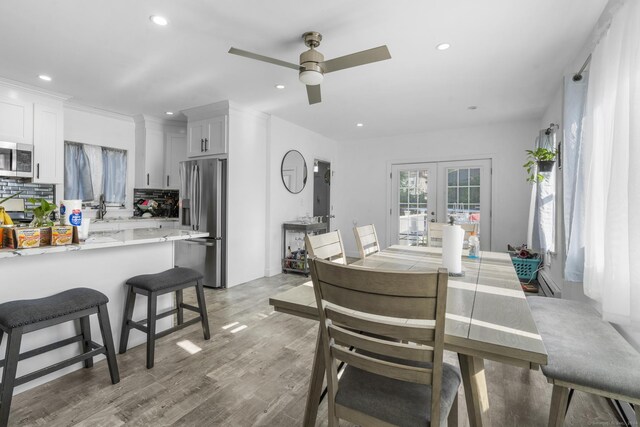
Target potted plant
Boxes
[523,147,557,183]
[28,198,57,246]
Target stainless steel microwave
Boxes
[0,141,33,178]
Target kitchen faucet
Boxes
[96,194,107,220]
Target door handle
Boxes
[167,175,170,187]
[430,219,436,222]
[200,138,204,152]
[204,138,209,151]
[36,163,40,179]
[147,173,149,186]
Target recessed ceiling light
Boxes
[165,111,174,115]
[436,43,451,51]
[356,123,364,127]
[275,84,285,90]
[38,74,52,82]
[468,106,478,110]
[150,15,168,26]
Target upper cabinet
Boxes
[0,96,33,144]
[33,103,64,184]
[187,115,227,158]
[134,115,187,189]
[183,102,229,159]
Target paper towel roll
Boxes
[442,224,464,274]
[60,200,83,226]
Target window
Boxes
[446,167,480,221]
[64,141,127,207]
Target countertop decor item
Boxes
[523,147,556,183]
[28,198,56,227]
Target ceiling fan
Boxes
[228,32,391,105]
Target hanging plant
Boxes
[523,148,557,183]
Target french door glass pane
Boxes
[446,167,481,224]
[398,168,431,246]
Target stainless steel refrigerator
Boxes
[175,158,227,288]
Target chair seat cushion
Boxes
[0,288,108,328]
[529,296,640,400]
[335,360,461,426]
[126,267,203,292]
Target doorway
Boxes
[313,160,332,229]
[390,159,492,249]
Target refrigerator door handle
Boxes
[184,237,217,247]
[194,164,201,230]
[190,164,200,230]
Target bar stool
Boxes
[119,267,211,369]
[0,288,120,426]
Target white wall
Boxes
[226,107,269,286]
[332,120,540,257]
[265,116,338,276]
[64,104,136,213]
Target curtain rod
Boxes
[572,54,592,82]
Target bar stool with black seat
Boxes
[0,288,120,426]
[119,267,211,369]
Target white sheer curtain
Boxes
[563,74,589,282]
[582,0,640,325]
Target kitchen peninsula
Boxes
[0,228,207,393]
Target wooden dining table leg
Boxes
[458,353,491,427]
[303,323,326,427]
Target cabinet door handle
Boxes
[36,163,40,179]
[200,138,204,152]
[204,138,209,151]
[147,173,150,186]
[167,175,170,187]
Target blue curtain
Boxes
[64,142,94,202]
[102,147,127,205]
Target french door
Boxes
[391,159,492,249]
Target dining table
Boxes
[268,245,548,427]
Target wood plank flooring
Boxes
[8,273,618,426]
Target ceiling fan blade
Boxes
[306,84,322,105]
[322,45,391,73]
[228,47,301,71]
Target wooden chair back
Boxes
[353,224,380,259]
[305,231,347,264]
[309,257,449,426]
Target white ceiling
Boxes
[0,0,607,140]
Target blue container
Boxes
[511,257,542,281]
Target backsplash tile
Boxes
[133,188,179,217]
[0,179,55,210]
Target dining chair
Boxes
[428,222,478,248]
[353,224,380,259]
[305,230,347,264]
[308,257,461,427]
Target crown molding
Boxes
[64,102,135,122]
[0,76,71,101]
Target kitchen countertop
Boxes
[0,228,207,260]
[91,217,179,223]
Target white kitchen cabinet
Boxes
[187,115,227,158]
[135,115,187,189]
[0,96,33,144]
[165,133,186,189]
[33,103,64,184]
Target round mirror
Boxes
[281,150,307,194]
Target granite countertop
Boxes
[91,217,179,223]
[0,228,208,260]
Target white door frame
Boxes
[386,154,496,251]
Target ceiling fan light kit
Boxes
[228,31,391,105]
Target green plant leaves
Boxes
[27,197,57,227]
[524,148,556,183]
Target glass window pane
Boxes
[470,187,480,204]
[400,188,408,203]
[448,169,457,186]
[470,168,480,185]
[459,169,469,186]
[409,188,417,203]
[448,187,457,203]
[418,192,426,204]
[459,187,469,203]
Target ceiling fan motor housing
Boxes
[300,49,324,73]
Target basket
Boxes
[511,257,541,281]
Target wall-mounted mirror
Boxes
[281,150,307,194]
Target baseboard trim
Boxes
[538,270,562,298]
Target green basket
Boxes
[511,257,541,281]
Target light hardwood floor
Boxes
[9,274,618,426]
